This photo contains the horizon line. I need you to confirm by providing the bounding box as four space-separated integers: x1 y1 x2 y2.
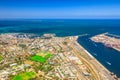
0 18 120 20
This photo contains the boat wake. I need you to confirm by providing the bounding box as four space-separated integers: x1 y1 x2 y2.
93 53 97 56
94 43 97 47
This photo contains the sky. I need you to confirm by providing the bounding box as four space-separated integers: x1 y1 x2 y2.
0 0 120 19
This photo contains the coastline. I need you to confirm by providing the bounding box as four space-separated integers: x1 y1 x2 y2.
70 35 104 67
76 41 110 72
0 33 117 79
58 35 117 79
0 33 115 75
75 36 116 79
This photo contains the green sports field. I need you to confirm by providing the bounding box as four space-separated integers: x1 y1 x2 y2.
30 51 52 63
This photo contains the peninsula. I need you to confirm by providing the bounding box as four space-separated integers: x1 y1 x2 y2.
91 33 120 52
0 33 116 80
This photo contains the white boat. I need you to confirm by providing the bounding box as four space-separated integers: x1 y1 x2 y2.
106 61 111 65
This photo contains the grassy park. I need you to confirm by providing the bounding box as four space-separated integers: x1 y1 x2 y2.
12 71 36 80
0 55 3 61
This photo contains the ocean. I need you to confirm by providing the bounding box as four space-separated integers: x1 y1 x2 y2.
0 19 120 77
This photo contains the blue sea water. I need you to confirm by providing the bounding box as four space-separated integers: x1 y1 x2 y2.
0 19 120 77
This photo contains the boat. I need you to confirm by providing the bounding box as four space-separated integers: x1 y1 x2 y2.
106 61 111 65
